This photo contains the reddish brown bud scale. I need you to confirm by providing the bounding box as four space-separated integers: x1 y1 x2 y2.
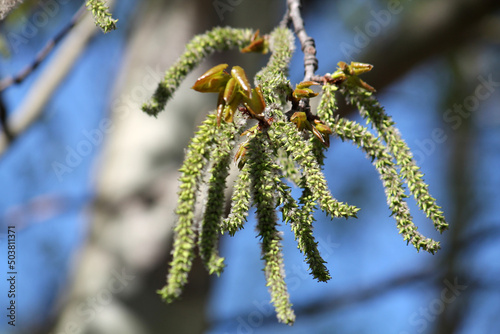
191 64 230 93
223 78 238 104
231 66 252 96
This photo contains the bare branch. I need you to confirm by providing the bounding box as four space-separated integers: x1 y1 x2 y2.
0 3 86 142
286 0 318 82
285 0 318 114
0 5 87 92
279 6 290 28
0 94 12 141
0 3 110 158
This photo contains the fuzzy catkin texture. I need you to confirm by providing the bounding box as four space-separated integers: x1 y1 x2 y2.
86 0 117 33
248 133 295 325
198 121 238 275
270 120 360 219
222 163 251 236
158 113 219 302
142 27 253 116
295 180 331 281
317 85 443 253
153 19 448 325
255 27 295 115
346 87 448 234
332 117 441 253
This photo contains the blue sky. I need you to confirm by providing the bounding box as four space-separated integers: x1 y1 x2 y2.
0 1 134 332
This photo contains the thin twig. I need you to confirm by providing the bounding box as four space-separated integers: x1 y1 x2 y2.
279 7 290 28
0 5 86 143
0 5 87 92
0 0 23 20
286 0 317 82
285 0 318 112
0 2 109 158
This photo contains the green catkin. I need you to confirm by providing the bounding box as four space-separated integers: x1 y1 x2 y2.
248 134 295 325
270 121 360 219
198 121 239 275
222 163 251 236
157 113 218 302
346 87 448 234
86 0 117 33
273 171 331 281
255 27 294 109
332 118 441 253
276 147 302 185
256 27 359 219
295 179 331 281
318 85 442 253
148 22 447 324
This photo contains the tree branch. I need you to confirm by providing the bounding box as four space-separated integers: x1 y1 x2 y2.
286 0 317 82
0 5 86 92
0 4 107 158
0 0 23 20
285 0 318 114
0 94 12 141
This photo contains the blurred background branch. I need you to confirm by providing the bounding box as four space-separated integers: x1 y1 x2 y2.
0 5 86 92
0 0 23 20
336 0 500 117
0 3 101 158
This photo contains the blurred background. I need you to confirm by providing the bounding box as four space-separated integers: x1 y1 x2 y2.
0 0 499 333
